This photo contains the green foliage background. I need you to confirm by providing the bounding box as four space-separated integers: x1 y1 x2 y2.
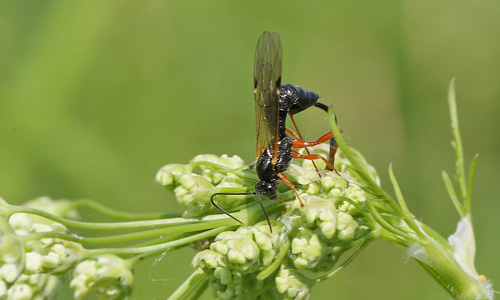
1 1 499 299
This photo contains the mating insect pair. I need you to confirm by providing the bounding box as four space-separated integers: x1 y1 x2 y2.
211 31 342 230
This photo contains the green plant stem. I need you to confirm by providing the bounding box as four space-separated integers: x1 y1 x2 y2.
388 164 422 235
416 236 487 300
318 239 372 281
8 205 234 230
69 198 179 220
18 219 232 245
168 268 208 300
85 227 230 258
364 201 417 244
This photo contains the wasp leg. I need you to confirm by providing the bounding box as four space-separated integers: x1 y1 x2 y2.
291 149 342 177
275 194 288 215
291 131 334 147
288 114 321 177
285 127 299 138
291 129 344 172
277 173 303 206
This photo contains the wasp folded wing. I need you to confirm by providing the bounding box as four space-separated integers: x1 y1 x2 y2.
254 31 282 162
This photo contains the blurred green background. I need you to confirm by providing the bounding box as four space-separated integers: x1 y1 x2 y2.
1 1 499 299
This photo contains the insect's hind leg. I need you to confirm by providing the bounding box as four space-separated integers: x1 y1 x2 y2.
291 149 342 177
287 114 321 177
314 102 342 169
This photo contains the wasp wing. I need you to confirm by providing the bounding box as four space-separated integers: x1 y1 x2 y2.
254 31 282 161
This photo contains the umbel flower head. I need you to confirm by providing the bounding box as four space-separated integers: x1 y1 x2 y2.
159 144 373 299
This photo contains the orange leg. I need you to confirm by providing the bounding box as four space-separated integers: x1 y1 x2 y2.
292 150 342 177
328 142 339 169
277 173 304 206
291 128 343 173
288 114 321 178
286 127 299 138
291 131 334 148
276 196 288 214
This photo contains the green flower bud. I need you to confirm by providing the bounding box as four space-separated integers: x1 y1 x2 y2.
190 154 245 170
155 164 192 188
339 185 367 215
193 224 285 300
7 283 32 300
0 234 24 284
0 263 20 284
13 214 83 275
214 267 233 286
31 223 55 247
174 174 216 217
193 250 222 271
275 266 314 300
5 274 61 300
190 154 246 186
10 198 77 236
210 231 260 274
290 228 326 270
9 213 32 235
335 212 358 242
320 172 347 191
0 280 6 298
300 195 337 240
24 253 43 275
237 223 283 267
217 173 246 189
22 197 78 222
286 165 318 187
35 274 61 299
70 254 133 300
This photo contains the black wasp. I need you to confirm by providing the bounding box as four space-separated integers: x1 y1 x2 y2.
211 31 340 231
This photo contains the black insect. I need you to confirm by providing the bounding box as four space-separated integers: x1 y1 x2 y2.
211 31 340 230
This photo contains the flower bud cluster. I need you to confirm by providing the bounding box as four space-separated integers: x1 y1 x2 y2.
156 154 251 217
0 197 82 299
188 148 374 299
1 273 61 300
275 266 314 300
8 198 82 275
0 197 138 300
193 223 284 300
70 254 133 300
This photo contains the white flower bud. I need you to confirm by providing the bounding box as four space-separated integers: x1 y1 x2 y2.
0 263 19 283
24 253 43 275
7 283 32 300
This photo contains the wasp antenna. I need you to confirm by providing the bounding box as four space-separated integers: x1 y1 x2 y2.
210 193 248 225
255 192 272 232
